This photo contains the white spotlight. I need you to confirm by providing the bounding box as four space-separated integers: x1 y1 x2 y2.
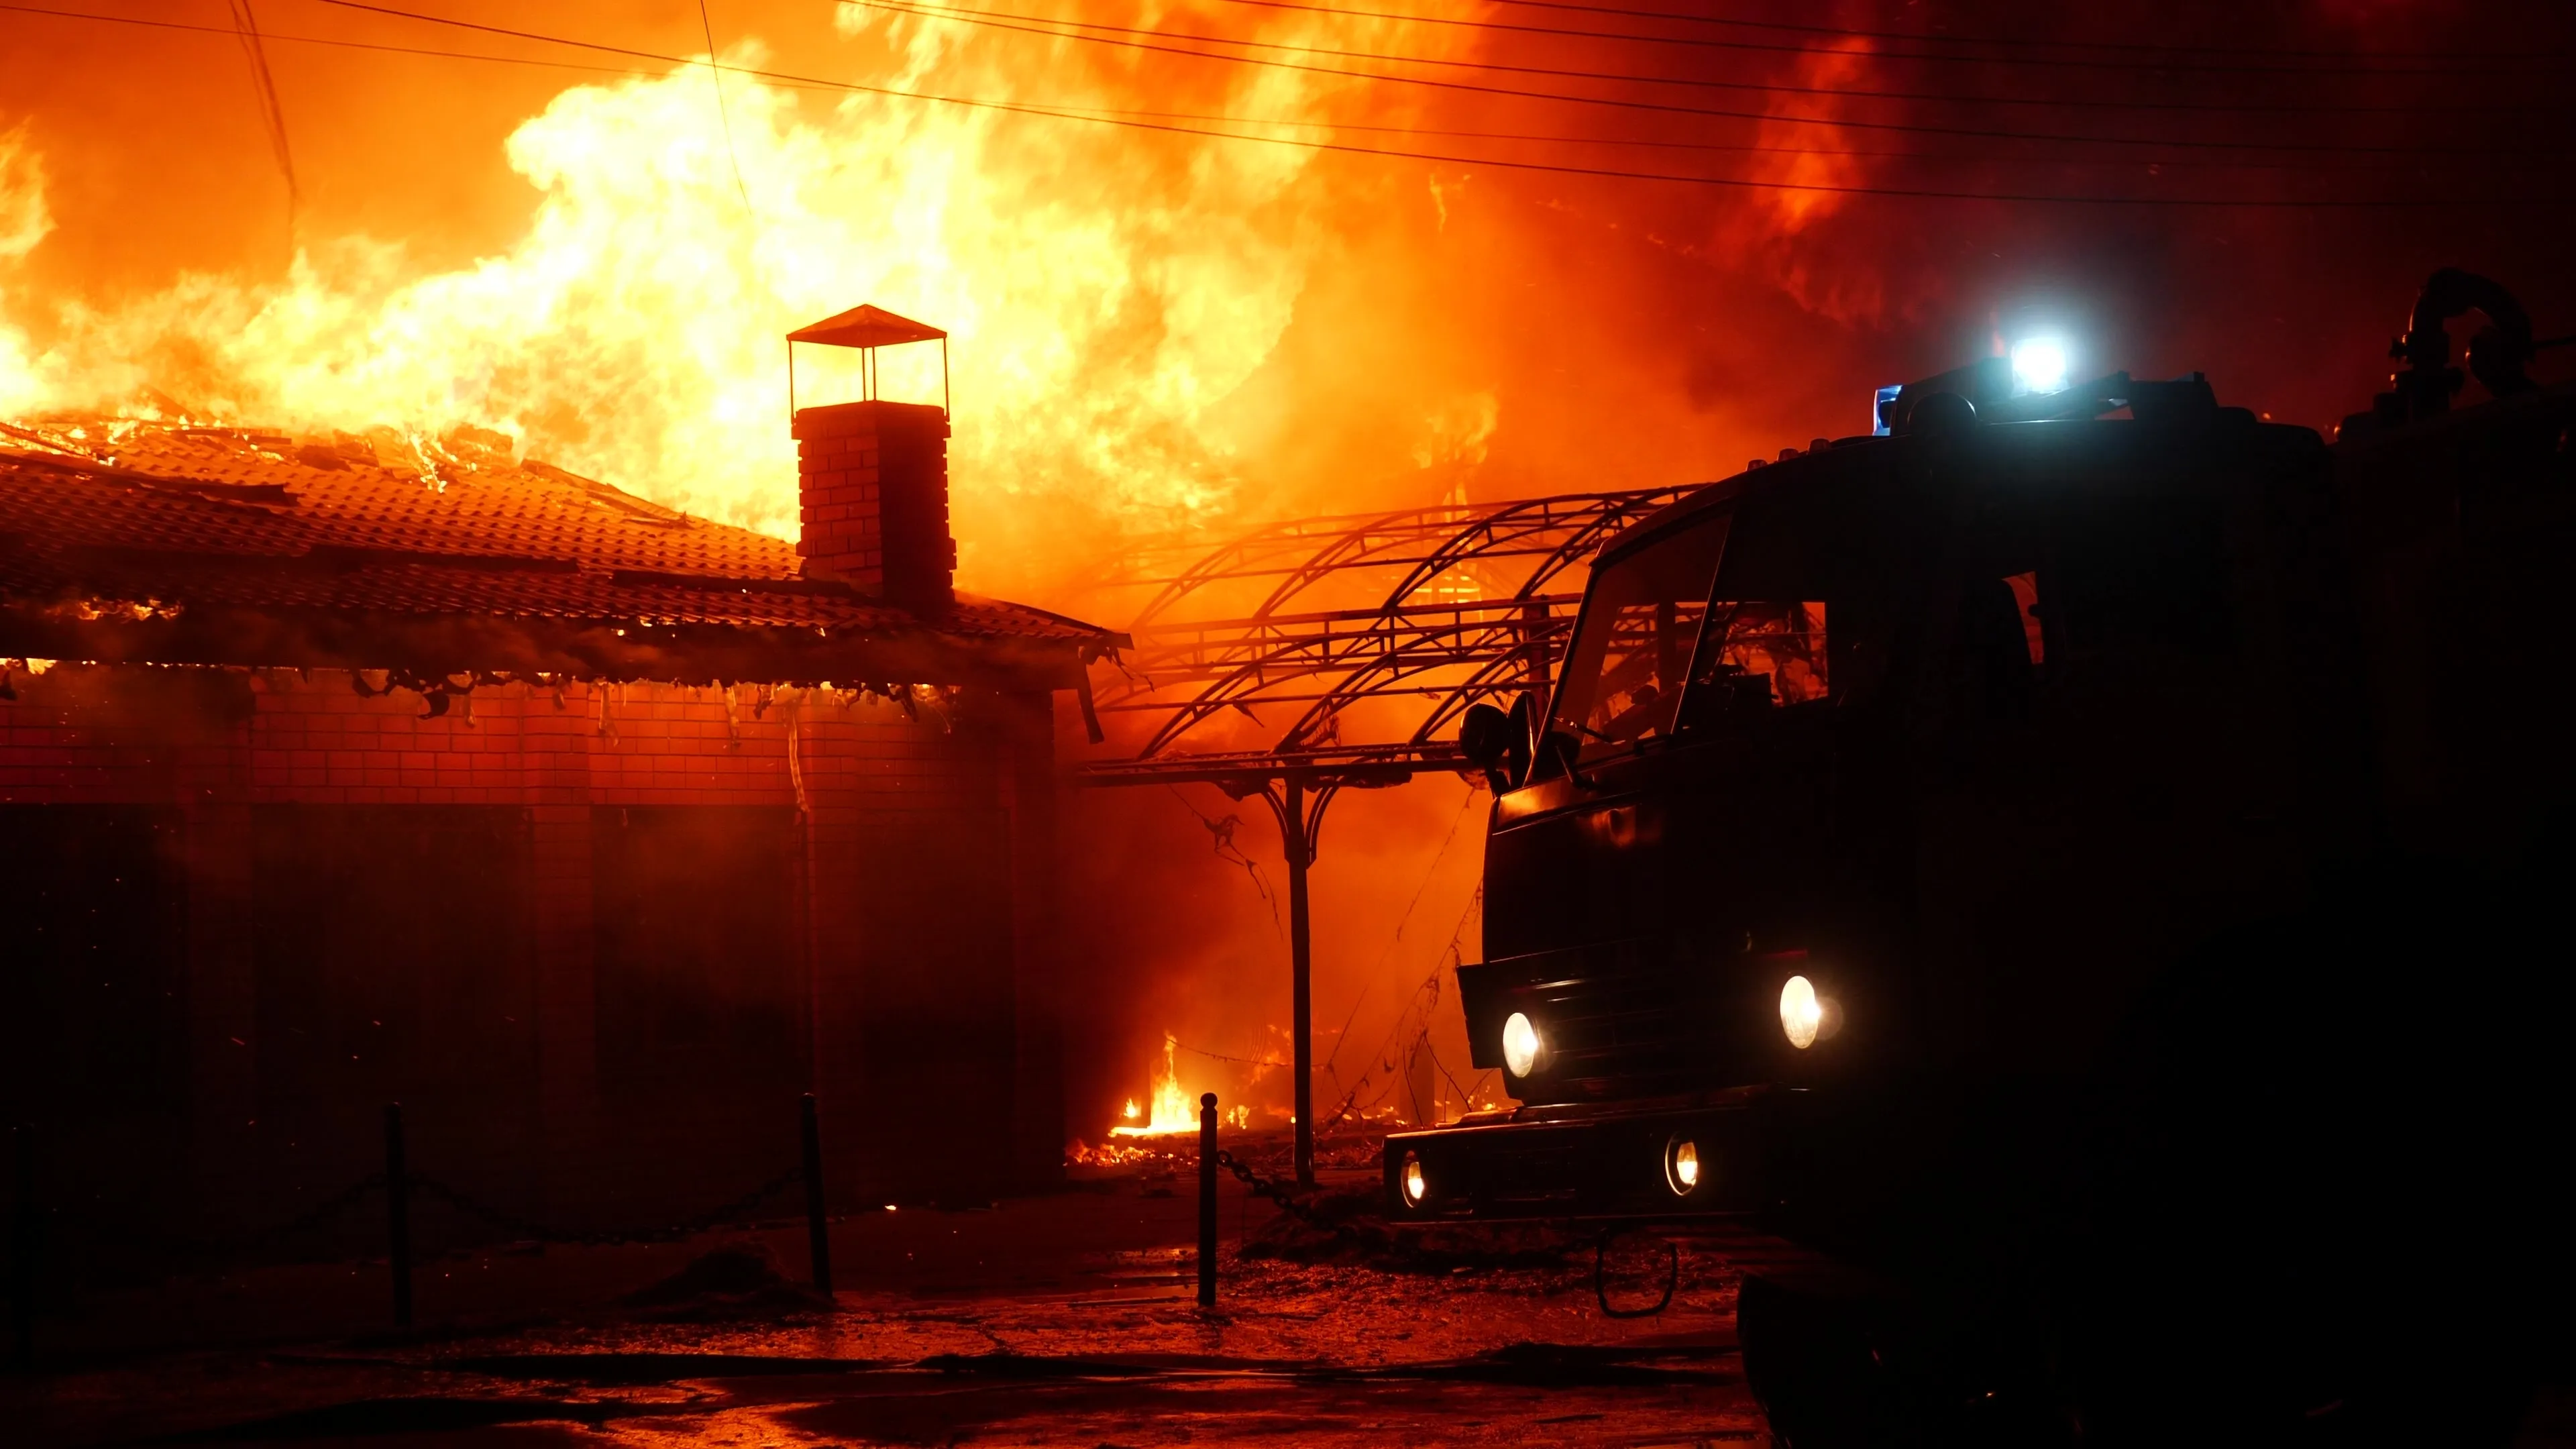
2011 337 2071 395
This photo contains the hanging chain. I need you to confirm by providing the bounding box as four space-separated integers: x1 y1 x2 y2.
1209 1149 1370 1244
405 1165 806 1248
74 1173 387 1258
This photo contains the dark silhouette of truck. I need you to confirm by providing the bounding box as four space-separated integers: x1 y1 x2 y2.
1391 270 2573 1445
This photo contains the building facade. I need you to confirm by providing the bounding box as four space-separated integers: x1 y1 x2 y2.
1 376 1110 1258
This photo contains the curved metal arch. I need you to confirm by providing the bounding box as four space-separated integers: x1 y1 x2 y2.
1274 644 1550 755
1101 592 1582 708
1132 633 1409 758
1274 490 1684 752
1368 488 1692 613
1131 502 1483 629
1129 488 1685 633
1136 608 1562 759
1244 502 1495 622
1276 607 1573 753
1406 642 1566 749
1108 483 1705 761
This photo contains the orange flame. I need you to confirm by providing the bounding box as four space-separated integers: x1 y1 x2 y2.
0 7 1476 600
1108 1032 1197 1138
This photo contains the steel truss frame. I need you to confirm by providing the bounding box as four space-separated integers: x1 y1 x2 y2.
1089 487 1691 773
1074 484 1696 1187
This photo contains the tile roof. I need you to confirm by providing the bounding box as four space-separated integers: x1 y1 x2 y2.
0 419 1112 686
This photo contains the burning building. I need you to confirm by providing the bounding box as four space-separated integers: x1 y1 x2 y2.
0 315 1117 1242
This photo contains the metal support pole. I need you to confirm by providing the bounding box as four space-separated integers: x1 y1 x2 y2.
1197 1093 1218 1307
1285 775 1315 1190
383 1103 411 1330
800 1093 834 1297
9 1125 34 1364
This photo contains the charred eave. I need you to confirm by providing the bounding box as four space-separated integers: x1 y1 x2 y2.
0 600 1089 690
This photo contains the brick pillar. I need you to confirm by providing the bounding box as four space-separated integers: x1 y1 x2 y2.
792 400 956 612
529 806 597 1214
181 673 260 1228
802 805 869 1204
182 800 260 1228
1001 690 1067 1189
523 686 598 1218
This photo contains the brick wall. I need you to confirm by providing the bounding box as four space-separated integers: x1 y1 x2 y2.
792 399 956 609
0 662 1062 1246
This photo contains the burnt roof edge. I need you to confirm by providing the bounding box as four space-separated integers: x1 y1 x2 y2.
0 602 1086 692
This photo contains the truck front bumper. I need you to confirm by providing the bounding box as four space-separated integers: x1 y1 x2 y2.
1383 1089 1780 1220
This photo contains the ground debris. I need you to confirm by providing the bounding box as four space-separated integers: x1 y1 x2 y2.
1237 1186 1579 1271
617 1241 833 1321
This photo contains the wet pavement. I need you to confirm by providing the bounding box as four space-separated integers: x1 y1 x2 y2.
1 1160 1765 1446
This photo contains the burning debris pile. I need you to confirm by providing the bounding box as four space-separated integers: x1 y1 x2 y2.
1110 1033 1254 1140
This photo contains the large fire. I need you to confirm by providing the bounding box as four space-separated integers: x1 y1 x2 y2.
13 0 2533 1183
0 3 1472 602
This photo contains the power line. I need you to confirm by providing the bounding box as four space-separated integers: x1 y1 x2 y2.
1478 0 2576 68
0 3 676 80
698 1 753 215
270 0 2574 204
1143 119 2500 173
11 0 2561 178
849 0 2569 116
226 0 300 220
15 0 2552 178
851 0 2573 158
5 2 2495 173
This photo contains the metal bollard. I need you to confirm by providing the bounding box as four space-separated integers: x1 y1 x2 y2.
800 1094 833 1297
1197 1093 1218 1307
9 1125 33 1364
383 1103 412 1329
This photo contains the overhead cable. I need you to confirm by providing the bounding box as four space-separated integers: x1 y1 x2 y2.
844 0 2568 115
213 0 2563 204
5 1 2478 171
1476 0 2576 68
848 0 2573 157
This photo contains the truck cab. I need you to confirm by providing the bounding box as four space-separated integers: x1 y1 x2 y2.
1395 380 2347 1211
1387 342 2575 1442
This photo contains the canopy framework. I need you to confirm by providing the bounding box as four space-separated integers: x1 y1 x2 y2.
1075 485 1695 1184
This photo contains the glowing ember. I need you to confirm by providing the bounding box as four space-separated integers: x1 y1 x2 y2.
1109 1032 1197 1138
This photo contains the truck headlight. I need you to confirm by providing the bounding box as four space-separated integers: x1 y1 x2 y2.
1401 1151 1427 1205
1501 1011 1542 1077
1665 1136 1701 1196
1780 975 1823 1049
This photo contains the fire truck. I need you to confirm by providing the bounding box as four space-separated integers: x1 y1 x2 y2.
1389 270 2573 1444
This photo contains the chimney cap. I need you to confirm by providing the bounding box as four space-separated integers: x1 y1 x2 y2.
788 303 947 350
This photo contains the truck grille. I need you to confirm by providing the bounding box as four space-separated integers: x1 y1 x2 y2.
1458 938 1776 1095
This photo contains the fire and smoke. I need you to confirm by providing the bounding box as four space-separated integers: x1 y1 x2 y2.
5 0 2570 1143
1 2 1487 601
9 2 2569 595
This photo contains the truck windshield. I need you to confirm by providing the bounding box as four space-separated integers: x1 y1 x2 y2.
1548 511 1729 757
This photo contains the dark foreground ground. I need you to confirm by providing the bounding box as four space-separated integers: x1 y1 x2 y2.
10 1145 2575 1448
1 1142 1767 1448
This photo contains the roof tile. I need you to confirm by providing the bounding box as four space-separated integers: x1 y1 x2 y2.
0 421 1104 647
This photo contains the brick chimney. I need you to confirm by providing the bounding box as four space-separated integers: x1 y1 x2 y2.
794 400 956 612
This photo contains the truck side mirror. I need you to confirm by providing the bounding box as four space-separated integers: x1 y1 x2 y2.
1505 692 1537 787
1461 703 1515 792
